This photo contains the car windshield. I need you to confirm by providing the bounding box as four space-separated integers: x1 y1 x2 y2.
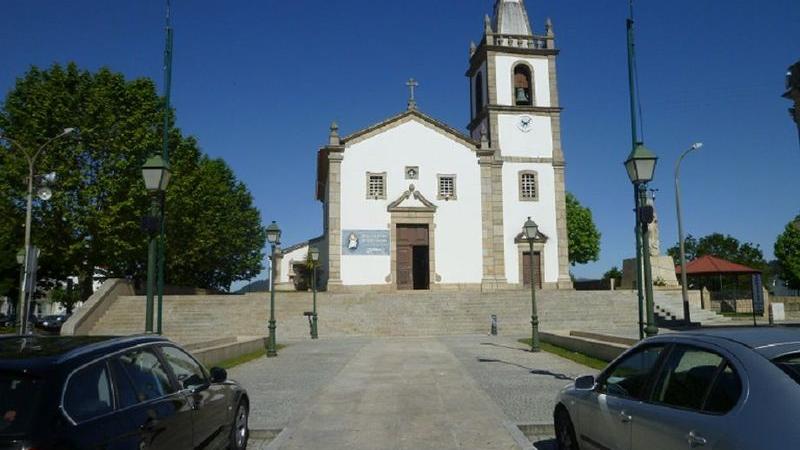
0 371 44 436
773 353 800 386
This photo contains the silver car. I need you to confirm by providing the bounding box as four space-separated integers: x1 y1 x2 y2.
553 328 800 450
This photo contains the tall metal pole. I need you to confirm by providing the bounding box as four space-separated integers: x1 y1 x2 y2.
529 240 540 352
19 163 34 335
633 188 645 339
267 245 278 357
157 0 174 335
627 12 645 340
640 186 658 337
311 265 318 339
146 196 158 333
675 145 699 326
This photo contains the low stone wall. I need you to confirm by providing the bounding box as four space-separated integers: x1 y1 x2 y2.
61 279 134 336
540 331 629 363
191 336 267 367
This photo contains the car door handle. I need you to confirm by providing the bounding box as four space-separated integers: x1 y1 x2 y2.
687 431 707 447
619 410 632 423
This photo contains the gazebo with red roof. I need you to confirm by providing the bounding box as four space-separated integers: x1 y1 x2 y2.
675 255 764 319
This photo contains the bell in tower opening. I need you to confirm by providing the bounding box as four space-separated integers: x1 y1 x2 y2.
513 64 533 106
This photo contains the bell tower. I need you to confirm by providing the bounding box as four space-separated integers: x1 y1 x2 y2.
467 0 573 290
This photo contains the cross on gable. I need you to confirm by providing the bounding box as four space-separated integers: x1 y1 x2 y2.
406 78 419 110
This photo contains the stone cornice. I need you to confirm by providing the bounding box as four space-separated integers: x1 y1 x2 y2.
342 109 479 149
468 105 562 132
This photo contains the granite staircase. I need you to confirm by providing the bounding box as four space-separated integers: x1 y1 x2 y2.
86 289 726 344
88 290 639 343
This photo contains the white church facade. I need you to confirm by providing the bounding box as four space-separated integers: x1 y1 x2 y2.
284 0 572 292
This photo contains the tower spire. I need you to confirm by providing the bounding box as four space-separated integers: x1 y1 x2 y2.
492 0 533 36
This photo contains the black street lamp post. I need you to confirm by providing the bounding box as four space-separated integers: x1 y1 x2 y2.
141 155 171 334
522 217 540 352
309 246 319 339
266 221 281 357
625 143 659 338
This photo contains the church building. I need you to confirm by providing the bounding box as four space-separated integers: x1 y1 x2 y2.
306 0 572 292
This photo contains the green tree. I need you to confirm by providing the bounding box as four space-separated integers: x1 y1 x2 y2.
0 63 264 296
566 192 601 266
666 233 767 272
603 266 623 281
775 217 800 290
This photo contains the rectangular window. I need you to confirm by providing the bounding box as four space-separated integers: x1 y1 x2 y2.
366 172 386 199
437 174 457 200
519 171 538 201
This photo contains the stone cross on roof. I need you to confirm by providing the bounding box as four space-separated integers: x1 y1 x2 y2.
406 78 419 110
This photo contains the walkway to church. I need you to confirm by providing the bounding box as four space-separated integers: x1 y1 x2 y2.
231 335 596 450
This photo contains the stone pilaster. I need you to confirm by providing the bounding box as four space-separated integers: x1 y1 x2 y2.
326 150 344 289
478 143 507 290
554 165 572 289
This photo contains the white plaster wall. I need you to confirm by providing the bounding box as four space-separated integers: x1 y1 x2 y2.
497 114 553 158
278 244 308 284
501 162 560 285
493 55 551 107
339 119 483 285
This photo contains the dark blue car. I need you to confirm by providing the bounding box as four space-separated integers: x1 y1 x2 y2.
0 335 250 450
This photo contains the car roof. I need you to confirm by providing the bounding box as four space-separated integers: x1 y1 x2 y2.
0 335 170 372
654 327 800 358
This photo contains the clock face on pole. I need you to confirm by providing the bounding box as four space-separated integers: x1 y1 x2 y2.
517 115 534 133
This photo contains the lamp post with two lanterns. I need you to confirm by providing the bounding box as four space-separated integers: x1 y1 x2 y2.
1 128 76 334
141 155 171 333
266 221 281 357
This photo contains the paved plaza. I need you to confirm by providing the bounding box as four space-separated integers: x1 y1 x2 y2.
232 335 597 450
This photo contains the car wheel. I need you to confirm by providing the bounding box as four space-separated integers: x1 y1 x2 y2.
555 407 579 450
229 400 249 450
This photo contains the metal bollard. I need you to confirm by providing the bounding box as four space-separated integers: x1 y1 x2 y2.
490 314 498 336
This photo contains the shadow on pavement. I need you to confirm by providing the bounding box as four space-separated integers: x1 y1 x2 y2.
477 357 573 380
532 438 557 449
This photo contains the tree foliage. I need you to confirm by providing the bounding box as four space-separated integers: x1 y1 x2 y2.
602 266 623 281
0 63 265 296
666 232 769 280
565 192 601 266
774 217 800 290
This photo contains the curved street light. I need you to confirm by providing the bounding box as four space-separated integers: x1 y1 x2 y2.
675 142 703 326
0 128 77 334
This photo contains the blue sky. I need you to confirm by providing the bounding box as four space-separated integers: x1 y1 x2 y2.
2 1 798 287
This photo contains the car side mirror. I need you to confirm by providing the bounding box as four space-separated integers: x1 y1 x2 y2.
574 375 596 390
210 367 227 383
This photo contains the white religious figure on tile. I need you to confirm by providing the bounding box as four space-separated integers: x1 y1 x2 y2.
348 232 359 250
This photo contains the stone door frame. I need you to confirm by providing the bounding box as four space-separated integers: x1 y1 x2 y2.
388 212 437 289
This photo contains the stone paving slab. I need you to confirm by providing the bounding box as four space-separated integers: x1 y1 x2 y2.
441 335 599 425
232 335 599 449
228 337 370 430
276 338 521 450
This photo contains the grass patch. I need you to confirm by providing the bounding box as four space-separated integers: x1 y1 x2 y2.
215 344 286 370
0 327 15 335
518 339 609 370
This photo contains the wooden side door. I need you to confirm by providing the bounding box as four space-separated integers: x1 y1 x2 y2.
522 251 542 288
397 246 413 290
